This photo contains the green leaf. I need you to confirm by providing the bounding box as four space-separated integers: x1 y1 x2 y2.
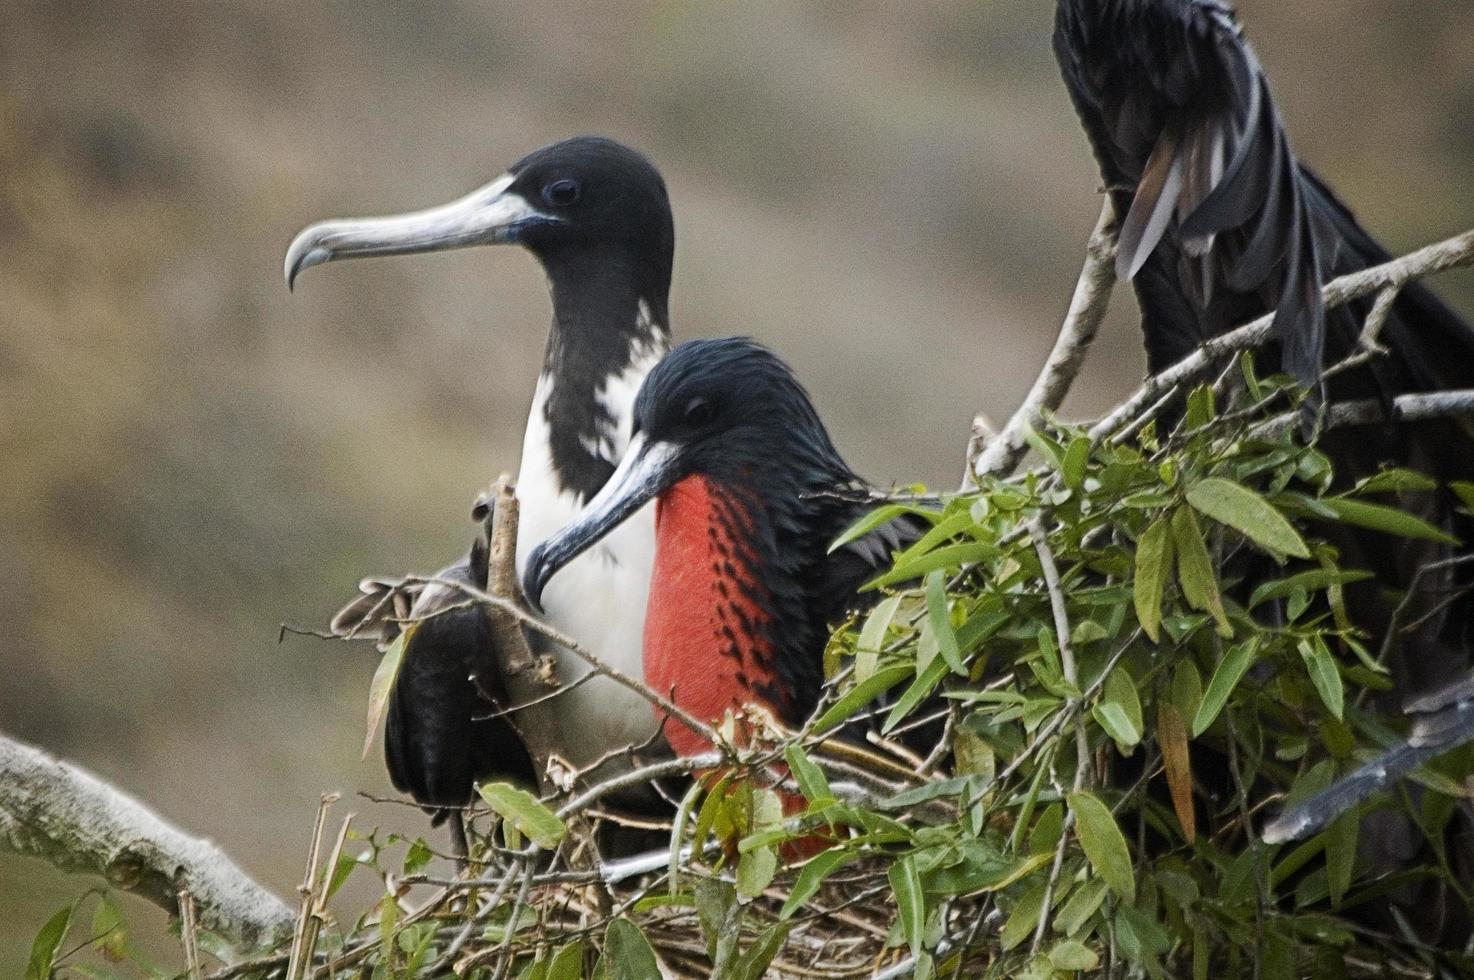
1171 508 1231 636
1062 435 1090 490
1299 637 1344 721
695 878 738 956
732 922 791 980
478 782 567 849
1092 667 1143 749
812 664 912 732
1326 810 1358 906
1323 497 1460 545
363 627 411 758
669 779 703 896
1050 939 1101 972
603 919 661 980
90 893 127 963
402 837 433 876
866 541 998 589
1000 882 1047 951
26 904 74 980
1133 517 1173 643
855 595 902 683
889 855 927 955
925 570 964 674
547 940 584 980
1055 878 1108 936
1249 569 1373 609
780 849 854 919
737 845 778 899
1450 481 1474 512
1068 791 1135 902
1187 477 1310 559
1352 467 1439 495
830 503 935 553
1193 639 1259 736
783 744 831 804
882 656 950 733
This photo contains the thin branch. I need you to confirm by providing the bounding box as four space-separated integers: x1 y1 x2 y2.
1250 387 1474 439
415 575 719 747
0 733 293 951
1090 226 1474 441
969 200 1118 483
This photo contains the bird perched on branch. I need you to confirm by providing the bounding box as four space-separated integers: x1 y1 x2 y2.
1054 1 1474 939
286 137 676 826
1053 0 1474 697
329 523 535 857
524 338 918 763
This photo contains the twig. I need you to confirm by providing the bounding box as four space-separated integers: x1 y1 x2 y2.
179 891 203 980
970 200 1119 483
416 575 720 746
1249 387 1474 439
1027 520 1091 954
286 794 338 980
0 733 293 951
1090 226 1474 442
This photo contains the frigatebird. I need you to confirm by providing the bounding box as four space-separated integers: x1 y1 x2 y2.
1054 2 1474 936
1053 1 1474 697
329 529 536 855
523 338 916 760
285 136 675 825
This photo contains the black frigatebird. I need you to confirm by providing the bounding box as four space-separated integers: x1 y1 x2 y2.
1054 2 1474 935
330 530 535 855
1053 1 1474 694
523 337 917 762
285 136 676 829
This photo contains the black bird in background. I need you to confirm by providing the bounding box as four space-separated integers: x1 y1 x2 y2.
1055 0 1474 937
285 137 677 844
330 522 535 857
523 338 919 765
1054 0 1474 716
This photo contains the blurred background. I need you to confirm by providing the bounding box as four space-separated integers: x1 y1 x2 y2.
3 0 1472 962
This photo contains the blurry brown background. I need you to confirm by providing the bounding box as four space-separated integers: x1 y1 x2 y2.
3 0 1472 962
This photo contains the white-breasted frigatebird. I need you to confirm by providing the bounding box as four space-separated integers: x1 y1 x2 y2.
523 337 918 761
285 136 675 823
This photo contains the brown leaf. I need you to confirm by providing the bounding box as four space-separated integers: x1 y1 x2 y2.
1158 701 1196 843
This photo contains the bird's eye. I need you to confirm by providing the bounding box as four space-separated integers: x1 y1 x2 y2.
682 397 715 427
541 179 581 207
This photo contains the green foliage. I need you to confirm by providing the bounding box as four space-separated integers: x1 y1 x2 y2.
31 385 1474 978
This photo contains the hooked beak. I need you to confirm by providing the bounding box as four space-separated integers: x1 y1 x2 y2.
283 172 557 289
523 434 680 613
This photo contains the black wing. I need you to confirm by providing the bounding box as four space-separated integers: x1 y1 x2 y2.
332 538 536 816
1053 0 1474 397
1263 674 1474 844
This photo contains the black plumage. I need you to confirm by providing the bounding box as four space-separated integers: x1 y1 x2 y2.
1054 0 1474 694
525 338 920 737
1055 2 1474 939
331 531 535 851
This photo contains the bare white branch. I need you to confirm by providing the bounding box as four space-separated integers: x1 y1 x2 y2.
1089 227 1474 441
0 733 293 951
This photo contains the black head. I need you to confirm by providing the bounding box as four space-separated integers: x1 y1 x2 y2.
284 135 672 304
523 338 857 610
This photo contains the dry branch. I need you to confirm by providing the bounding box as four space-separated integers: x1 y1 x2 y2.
969 200 1118 483
0 732 293 951
1089 227 1474 441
